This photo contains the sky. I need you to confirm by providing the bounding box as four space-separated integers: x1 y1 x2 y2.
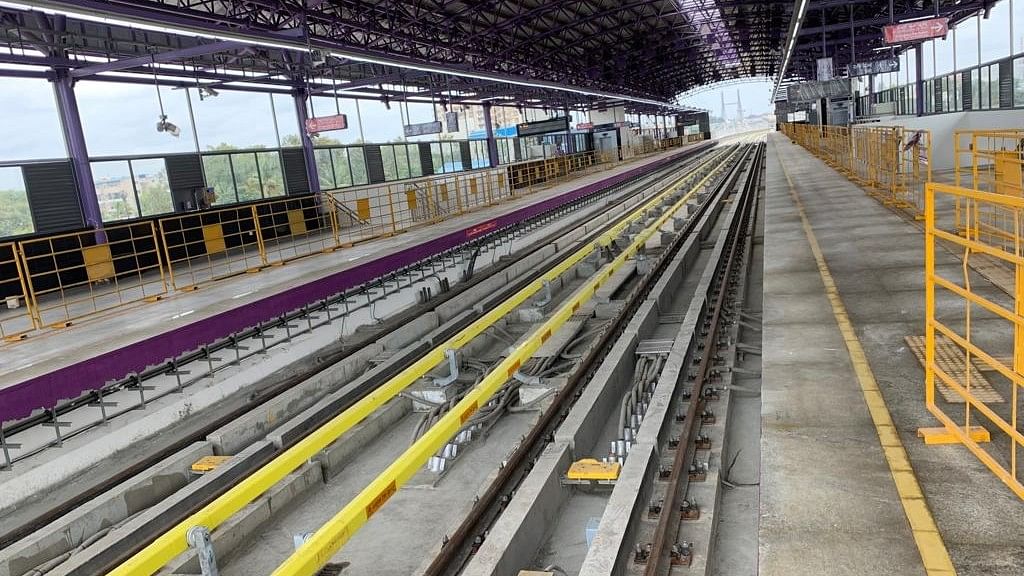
678 78 775 118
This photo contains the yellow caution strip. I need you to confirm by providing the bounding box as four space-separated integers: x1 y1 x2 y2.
270 147 747 576
779 158 957 576
106 147 733 576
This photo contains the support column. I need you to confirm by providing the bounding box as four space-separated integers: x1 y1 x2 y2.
915 47 925 117
292 89 321 194
482 102 500 167
52 69 101 229
564 106 575 154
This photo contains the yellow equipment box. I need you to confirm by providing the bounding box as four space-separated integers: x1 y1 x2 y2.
567 458 621 481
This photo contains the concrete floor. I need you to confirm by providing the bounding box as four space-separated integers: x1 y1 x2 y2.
0 146 695 391
761 132 1024 576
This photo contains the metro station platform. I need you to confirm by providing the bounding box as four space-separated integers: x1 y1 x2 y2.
0 144 708 425
761 132 1024 576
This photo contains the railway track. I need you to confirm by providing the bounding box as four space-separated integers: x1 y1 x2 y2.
0 144 722 576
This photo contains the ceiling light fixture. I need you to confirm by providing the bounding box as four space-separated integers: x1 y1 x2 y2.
771 0 811 102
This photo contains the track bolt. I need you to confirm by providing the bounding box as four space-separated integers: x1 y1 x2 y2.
659 465 673 479
681 499 700 520
648 499 663 518
701 409 716 424
695 434 711 450
634 543 652 564
671 541 693 566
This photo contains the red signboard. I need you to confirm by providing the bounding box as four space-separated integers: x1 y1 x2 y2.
884 17 948 44
576 122 594 130
305 113 348 134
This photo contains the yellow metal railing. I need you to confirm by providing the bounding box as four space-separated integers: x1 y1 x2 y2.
780 122 931 217
18 222 167 329
0 137 700 342
104 144 732 576
0 241 35 341
953 130 1024 252
923 182 1024 499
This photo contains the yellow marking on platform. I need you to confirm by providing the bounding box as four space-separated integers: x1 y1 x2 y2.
779 157 957 576
917 426 990 445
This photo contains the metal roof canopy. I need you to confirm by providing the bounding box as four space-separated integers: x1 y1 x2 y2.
775 0 994 99
0 0 800 114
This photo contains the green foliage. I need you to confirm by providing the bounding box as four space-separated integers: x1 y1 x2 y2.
0 189 33 237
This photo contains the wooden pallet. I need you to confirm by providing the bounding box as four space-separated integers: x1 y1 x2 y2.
905 335 1005 403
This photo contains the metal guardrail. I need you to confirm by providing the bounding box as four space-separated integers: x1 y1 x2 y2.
923 182 1024 500
780 122 931 217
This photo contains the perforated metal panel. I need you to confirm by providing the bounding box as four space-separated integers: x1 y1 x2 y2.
459 141 472 170
281 148 309 194
1000 60 1013 109
23 162 83 233
166 154 203 210
961 73 972 110
364 145 386 184
419 142 434 176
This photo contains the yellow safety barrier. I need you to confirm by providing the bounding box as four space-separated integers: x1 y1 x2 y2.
18 222 167 329
105 145 733 576
271 146 745 576
923 182 1024 499
953 130 1024 253
780 122 931 217
0 241 35 340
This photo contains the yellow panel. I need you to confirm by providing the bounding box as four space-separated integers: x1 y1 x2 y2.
355 198 371 221
469 178 478 196
498 173 506 191
82 243 114 282
287 209 307 235
405 189 417 211
917 426 990 445
567 458 620 481
202 224 226 254
994 151 1022 196
439 183 449 203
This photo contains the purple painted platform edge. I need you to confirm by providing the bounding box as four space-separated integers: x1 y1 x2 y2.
1 145 709 423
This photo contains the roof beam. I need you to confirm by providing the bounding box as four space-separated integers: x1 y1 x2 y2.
69 39 243 78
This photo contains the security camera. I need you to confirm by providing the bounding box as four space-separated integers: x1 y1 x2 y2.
156 115 181 137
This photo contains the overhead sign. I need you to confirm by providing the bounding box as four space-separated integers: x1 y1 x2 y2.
305 114 347 134
884 17 949 44
404 121 443 137
848 58 901 77
592 121 627 132
575 122 594 130
787 78 851 103
516 116 570 137
444 112 459 133
817 57 834 81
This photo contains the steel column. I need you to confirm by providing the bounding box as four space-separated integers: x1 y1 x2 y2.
292 90 321 194
52 69 101 229
482 102 499 168
915 46 925 117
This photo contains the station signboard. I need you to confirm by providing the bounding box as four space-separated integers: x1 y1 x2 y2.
786 78 851 104
884 17 949 44
848 58 900 77
305 114 347 134
404 121 443 137
516 116 570 137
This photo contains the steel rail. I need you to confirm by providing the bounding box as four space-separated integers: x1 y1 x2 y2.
0 147 715 553
643 141 763 576
421 142 760 576
270 146 749 576
104 148 732 576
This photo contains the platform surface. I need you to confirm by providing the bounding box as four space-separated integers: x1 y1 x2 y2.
761 132 1024 576
0 145 703 417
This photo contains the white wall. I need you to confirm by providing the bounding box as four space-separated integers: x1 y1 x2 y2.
874 109 1024 171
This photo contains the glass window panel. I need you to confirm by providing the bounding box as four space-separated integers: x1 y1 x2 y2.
352 99 403 142
394 145 411 180
232 153 262 202
1015 57 1024 106
202 155 236 205
309 96 363 145
331 148 353 187
407 145 423 178
907 47 918 83
348 148 369 185
431 143 444 173
956 73 964 110
991 64 1001 107
1016 0 1024 56
381 145 399 181
981 1 1012 63
934 33 954 76
955 16 980 70
973 68 981 109
257 151 285 197
79 81 196 156
272 93 301 147
315 148 335 188
191 89 277 150
923 40 935 79
0 78 65 162
92 160 139 222
0 167 33 237
130 158 173 216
